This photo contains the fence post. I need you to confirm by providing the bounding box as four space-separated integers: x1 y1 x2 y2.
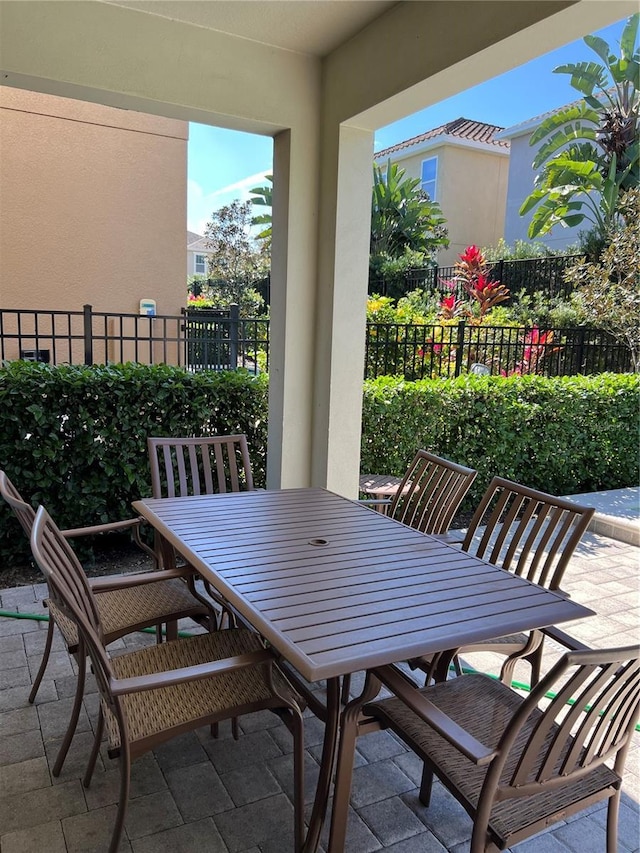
454 320 465 377
229 304 239 369
83 304 93 365
574 325 587 373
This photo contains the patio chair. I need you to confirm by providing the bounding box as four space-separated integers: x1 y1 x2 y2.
365 644 640 853
0 470 217 774
30 505 306 853
380 450 477 535
147 434 255 625
148 433 254 499
414 476 595 686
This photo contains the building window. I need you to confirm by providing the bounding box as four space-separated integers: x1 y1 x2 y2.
421 157 437 200
195 254 206 274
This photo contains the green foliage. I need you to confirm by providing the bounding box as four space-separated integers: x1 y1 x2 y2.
249 174 273 245
481 238 579 261
1 364 636 569
507 291 588 328
565 188 640 370
370 162 449 259
521 14 639 239
361 373 639 507
203 200 270 308
0 363 268 566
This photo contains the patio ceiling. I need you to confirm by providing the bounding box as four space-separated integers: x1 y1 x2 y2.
102 0 399 57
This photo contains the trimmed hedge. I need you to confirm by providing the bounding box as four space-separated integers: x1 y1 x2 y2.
0 363 637 568
361 373 639 505
0 362 268 563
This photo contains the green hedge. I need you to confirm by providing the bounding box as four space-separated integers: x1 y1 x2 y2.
361 373 639 505
0 363 637 569
0 362 268 564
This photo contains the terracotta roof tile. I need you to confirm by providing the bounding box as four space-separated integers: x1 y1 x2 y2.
375 117 509 158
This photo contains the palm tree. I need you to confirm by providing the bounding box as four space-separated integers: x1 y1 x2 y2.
520 14 638 241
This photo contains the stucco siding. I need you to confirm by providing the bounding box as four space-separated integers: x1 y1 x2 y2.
0 87 188 315
504 131 584 251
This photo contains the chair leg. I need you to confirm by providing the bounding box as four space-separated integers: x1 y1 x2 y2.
28 615 55 703
340 674 351 705
291 709 305 853
526 643 544 688
419 763 434 806
83 707 104 788
165 619 178 642
606 790 620 853
52 647 87 777
110 744 131 853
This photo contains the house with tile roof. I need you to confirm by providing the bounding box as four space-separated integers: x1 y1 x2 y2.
374 118 509 265
187 231 214 277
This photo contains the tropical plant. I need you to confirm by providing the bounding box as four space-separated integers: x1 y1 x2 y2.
249 173 273 245
440 245 510 322
565 187 640 370
370 161 448 259
520 13 639 241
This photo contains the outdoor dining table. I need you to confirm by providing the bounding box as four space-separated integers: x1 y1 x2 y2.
133 487 595 853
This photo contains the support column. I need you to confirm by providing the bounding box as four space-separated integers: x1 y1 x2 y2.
311 123 374 497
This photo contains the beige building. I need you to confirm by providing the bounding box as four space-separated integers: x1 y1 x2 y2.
0 0 630 495
0 87 188 316
375 118 509 266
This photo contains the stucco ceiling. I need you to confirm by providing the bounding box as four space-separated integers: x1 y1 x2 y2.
101 0 398 57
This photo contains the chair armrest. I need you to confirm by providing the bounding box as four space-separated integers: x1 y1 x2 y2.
371 664 497 766
110 648 274 695
89 566 194 592
373 665 495 765
61 517 142 538
542 625 591 652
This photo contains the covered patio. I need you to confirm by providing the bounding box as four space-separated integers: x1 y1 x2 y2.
1 517 638 852
0 0 634 499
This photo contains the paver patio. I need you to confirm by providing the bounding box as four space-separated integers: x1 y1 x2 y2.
0 525 638 853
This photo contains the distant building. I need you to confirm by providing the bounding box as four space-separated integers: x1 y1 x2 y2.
0 87 188 316
187 231 213 277
498 102 587 252
374 118 509 265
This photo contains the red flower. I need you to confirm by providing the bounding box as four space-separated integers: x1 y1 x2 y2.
441 294 456 311
475 274 490 293
460 245 482 265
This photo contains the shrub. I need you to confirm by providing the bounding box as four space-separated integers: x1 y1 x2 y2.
361 373 639 506
0 362 268 565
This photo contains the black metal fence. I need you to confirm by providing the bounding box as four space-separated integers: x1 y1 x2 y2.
369 254 585 302
364 321 631 379
0 306 631 379
0 305 269 373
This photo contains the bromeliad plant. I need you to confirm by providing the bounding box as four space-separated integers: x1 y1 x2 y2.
501 327 564 376
440 245 510 322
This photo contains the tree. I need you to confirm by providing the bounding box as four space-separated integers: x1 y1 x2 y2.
371 162 448 258
565 188 640 370
520 14 639 241
202 200 268 314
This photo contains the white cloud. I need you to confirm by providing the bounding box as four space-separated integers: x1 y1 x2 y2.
187 171 271 234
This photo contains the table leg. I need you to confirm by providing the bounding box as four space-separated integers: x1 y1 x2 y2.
302 677 341 853
327 672 383 853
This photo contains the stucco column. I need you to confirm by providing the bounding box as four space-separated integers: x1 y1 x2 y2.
311 123 373 497
266 128 319 490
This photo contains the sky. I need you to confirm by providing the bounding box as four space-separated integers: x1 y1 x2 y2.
187 16 629 234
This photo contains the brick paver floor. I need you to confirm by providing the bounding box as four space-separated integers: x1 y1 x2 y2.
0 528 638 852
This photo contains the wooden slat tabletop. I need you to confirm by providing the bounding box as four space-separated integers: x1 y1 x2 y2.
134 488 594 682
